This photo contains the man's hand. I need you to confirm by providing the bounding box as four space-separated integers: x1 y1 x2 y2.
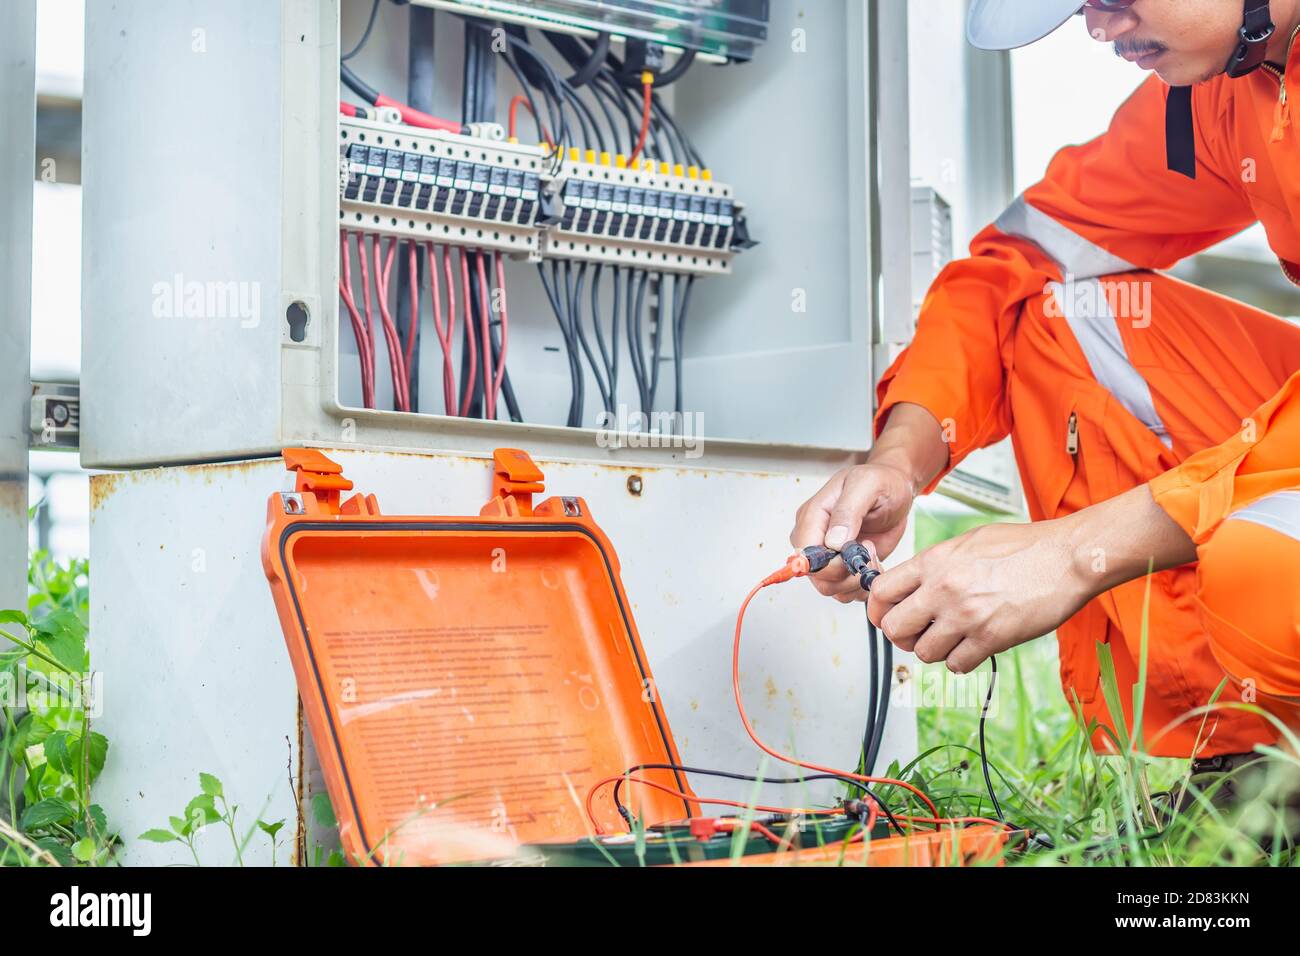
866 519 1093 673
866 485 1197 673
789 402 951 603
790 463 914 602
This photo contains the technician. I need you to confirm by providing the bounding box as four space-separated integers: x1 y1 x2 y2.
791 0 1300 763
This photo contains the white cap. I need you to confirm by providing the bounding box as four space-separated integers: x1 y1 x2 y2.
967 0 1082 51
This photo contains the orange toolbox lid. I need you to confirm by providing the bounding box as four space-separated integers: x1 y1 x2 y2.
262 448 695 865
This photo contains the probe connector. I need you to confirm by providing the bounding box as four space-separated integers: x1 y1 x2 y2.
762 545 835 586
840 542 880 592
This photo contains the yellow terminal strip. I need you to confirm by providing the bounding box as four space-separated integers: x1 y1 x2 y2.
702 169 713 182
569 147 581 162
600 151 612 166
585 149 597 165
674 164 685 178
687 166 699 179
659 162 671 176
615 154 628 169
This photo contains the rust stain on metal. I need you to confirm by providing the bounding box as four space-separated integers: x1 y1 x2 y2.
764 676 779 701
0 481 24 521
90 458 282 511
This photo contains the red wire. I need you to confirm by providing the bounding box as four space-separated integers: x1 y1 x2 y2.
508 95 554 147
372 93 463 134
404 240 419 402
475 253 495 420
356 237 379 408
372 235 410 413
491 253 509 417
629 78 653 166
338 231 375 409
339 101 359 118
718 819 793 851
733 581 942 821
425 243 457 416
457 249 478 418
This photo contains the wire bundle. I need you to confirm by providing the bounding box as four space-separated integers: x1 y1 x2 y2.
338 231 512 419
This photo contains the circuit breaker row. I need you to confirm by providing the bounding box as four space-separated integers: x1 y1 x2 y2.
544 157 745 276
338 118 749 276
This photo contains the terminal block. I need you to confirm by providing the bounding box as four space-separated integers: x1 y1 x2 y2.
539 153 750 277
339 117 551 257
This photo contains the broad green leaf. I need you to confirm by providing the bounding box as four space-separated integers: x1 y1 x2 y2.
184 794 220 831
68 732 109 784
43 731 73 775
199 772 224 798
258 819 286 838
72 838 95 862
20 797 76 830
138 828 179 843
34 836 75 866
311 792 337 828
32 610 87 673
326 849 346 867
169 815 188 835
0 609 28 627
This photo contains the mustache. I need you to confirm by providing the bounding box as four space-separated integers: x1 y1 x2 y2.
1113 37 1167 59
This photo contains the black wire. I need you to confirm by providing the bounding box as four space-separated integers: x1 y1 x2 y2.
340 61 380 105
342 0 382 62
542 29 612 89
592 74 639 157
626 269 650 415
544 31 623 152
671 275 695 419
571 263 611 417
491 24 573 171
499 27 589 153
537 262 582 427
866 620 893 776
582 79 624 157
647 274 667 410
498 40 549 146
589 264 616 416
862 614 878 778
609 266 622 407
608 763 903 834
980 655 1004 822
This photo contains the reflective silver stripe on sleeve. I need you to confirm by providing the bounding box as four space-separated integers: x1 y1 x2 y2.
1226 491 1300 542
1046 279 1172 448
996 195 1139 280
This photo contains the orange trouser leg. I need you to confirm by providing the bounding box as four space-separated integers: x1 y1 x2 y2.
1006 272 1300 756
1197 492 1300 728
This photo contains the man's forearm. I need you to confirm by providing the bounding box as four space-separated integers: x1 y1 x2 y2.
1063 484 1198 598
869 403 952 496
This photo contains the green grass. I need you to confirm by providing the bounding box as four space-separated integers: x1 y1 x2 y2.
910 509 1300 867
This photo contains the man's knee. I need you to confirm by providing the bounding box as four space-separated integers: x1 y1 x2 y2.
1197 492 1300 709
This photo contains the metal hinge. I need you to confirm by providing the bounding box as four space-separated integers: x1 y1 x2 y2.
29 382 79 450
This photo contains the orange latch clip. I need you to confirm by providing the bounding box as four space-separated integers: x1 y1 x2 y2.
482 448 545 518
282 449 373 515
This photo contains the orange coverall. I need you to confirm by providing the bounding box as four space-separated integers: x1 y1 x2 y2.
877 55 1300 758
